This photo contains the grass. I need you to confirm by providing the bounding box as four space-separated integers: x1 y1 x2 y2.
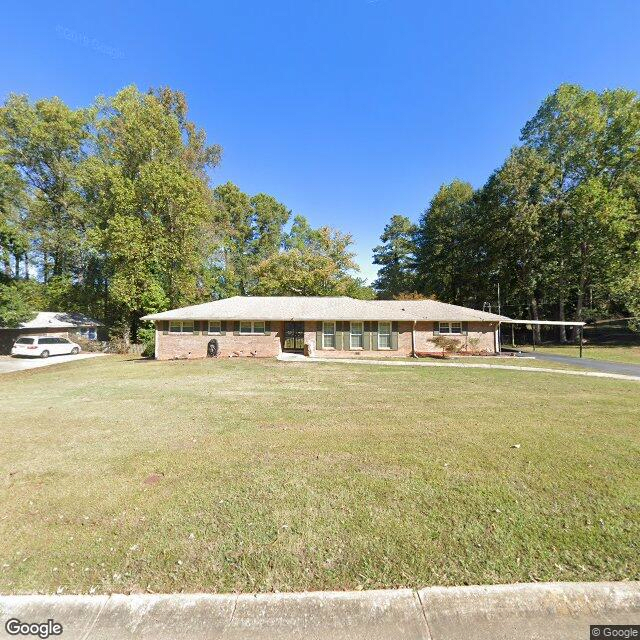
518 344 640 365
511 321 640 365
1 355 639 595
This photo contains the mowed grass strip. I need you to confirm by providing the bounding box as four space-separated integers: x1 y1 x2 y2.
1 355 638 594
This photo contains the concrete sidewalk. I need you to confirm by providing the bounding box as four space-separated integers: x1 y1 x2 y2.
1 582 638 639
278 352 640 383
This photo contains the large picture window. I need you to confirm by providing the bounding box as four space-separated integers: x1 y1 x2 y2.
169 320 194 334
239 321 266 334
378 321 391 349
208 321 222 334
322 321 336 349
350 321 364 349
438 322 462 335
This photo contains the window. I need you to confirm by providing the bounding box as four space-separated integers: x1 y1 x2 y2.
239 321 265 334
322 321 335 349
79 327 97 340
169 321 194 334
58 338 70 344
350 321 364 349
378 322 391 349
439 322 462 335
208 321 222 334
15 337 34 345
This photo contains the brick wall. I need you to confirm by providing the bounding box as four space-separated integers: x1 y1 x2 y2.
414 321 497 353
154 319 498 360
154 323 282 360
306 320 414 357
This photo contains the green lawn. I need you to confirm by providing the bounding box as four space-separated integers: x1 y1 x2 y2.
518 344 640 365
1 356 639 594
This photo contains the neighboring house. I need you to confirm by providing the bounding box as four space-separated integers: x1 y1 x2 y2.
142 296 508 360
0 312 103 355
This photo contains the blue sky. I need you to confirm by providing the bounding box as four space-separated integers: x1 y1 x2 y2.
3 1 640 282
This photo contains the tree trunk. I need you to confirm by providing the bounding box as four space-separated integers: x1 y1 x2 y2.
530 297 541 343
558 301 567 343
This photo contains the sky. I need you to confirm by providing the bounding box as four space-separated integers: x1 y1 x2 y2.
3 1 640 283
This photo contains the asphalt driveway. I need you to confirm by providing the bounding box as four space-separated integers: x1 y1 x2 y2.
522 351 640 377
0 353 103 374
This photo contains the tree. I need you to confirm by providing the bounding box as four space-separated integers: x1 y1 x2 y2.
372 215 416 298
84 85 221 340
0 94 94 282
521 84 640 336
414 180 474 304
253 216 372 298
0 280 42 327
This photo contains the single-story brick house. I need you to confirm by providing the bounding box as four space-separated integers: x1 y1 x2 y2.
142 296 508 360
0 311 102 355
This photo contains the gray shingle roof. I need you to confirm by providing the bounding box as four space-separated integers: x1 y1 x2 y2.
141 296 508 322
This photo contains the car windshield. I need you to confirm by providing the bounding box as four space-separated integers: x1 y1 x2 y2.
15 337 34 345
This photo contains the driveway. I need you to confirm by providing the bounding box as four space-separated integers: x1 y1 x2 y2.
0 353 104 374
522 351 640 377
278 353 640 382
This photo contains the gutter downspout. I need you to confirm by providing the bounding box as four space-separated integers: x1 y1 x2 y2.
411 320 417 358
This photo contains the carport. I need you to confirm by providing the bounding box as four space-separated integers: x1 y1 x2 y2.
500 319 587 357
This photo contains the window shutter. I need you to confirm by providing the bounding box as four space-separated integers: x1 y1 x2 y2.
220 320 227 335
194 321 201 335
462 321 469 335
343 321 351 351
433 322 440 336
264 321 271 335
316 321 323 350
371 321 378 350
162 321 169 335
391 321 399 350
234 321 240 336
363 321 371 350
335 321 343 350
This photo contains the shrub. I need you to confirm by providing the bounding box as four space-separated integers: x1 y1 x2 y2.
138 326 156 358
432 336 462 357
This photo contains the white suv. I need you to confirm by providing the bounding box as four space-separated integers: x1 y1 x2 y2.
11 336 81 358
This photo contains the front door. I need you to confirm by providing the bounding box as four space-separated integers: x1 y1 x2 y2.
283 321 305 352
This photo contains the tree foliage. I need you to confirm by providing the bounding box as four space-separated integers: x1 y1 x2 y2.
0 85 371 339
376 84 640 337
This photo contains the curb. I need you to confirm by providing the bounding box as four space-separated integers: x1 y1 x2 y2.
1 582 638 639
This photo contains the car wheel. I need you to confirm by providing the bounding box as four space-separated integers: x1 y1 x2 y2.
40 350 50 359
71 347 79 355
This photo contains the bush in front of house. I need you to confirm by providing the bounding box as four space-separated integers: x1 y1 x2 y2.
432 336 462 358
138 326 155 358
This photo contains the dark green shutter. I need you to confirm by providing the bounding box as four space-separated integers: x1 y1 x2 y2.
433 322 440 336
391 321 399 350
371 321 378 350
220 320 227 335
462 321 469 336
194 321 201 335
335 321 343 350
162 321 168 335
343 321 350 351
316 321 323 350
234 321 240 336
363 321 371 350
264 321 271 335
